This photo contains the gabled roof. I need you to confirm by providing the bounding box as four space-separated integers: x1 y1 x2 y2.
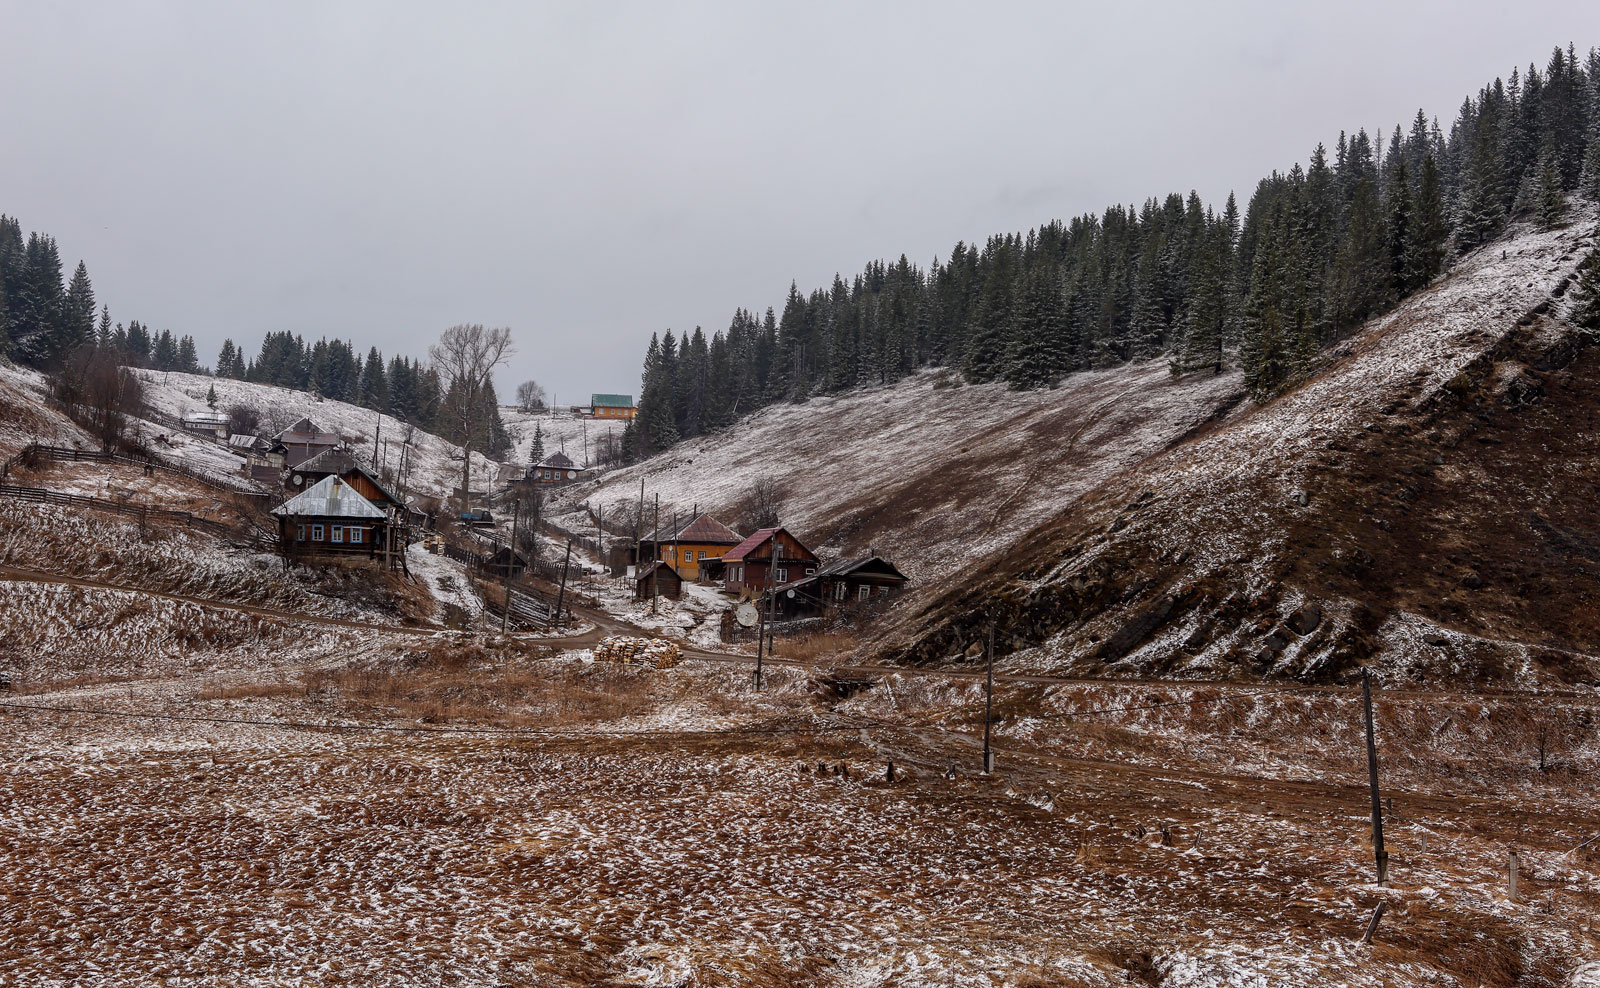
814 556 909 582
276 417 341 446
539 451 577 469
271 475 384 520
648 513 742 546
591 393 633 408
296 447 406 507
723 528 778 562
229 433 269 450
182 410 228 425
637 561 682 581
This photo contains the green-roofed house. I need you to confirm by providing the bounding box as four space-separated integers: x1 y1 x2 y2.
590 393 636 420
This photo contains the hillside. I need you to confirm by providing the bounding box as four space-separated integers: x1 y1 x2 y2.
881 207 1600 685
550 363 1245 581
132 370 506 499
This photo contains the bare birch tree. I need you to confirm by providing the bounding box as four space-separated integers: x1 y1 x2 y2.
430 324 513 500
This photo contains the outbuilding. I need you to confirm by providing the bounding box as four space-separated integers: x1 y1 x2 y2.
634 561 684 601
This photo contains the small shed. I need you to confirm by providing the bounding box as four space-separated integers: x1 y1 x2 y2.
634 561 684 601
484 545 527 577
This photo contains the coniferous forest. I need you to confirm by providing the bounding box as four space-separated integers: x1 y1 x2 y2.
622 45 1600 462
0 222 512 460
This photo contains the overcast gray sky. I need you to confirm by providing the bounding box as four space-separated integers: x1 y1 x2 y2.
3 2 1592 402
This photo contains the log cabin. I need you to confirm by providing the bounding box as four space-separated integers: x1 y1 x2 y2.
723 528 818 596
773 555 909 618
271 475 396 568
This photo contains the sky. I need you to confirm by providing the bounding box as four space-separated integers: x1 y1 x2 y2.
2 2 1594 403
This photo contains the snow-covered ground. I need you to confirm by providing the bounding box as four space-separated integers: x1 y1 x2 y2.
500 405 625 471
133 370 505 499
591 575 735 650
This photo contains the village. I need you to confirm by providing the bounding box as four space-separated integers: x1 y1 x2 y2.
140 383 914 654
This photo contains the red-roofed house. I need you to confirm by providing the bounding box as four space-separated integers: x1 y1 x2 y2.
723 527 818 596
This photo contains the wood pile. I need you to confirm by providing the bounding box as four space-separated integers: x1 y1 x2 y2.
593 635 683 669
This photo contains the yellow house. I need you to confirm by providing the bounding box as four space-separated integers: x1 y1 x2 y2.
648 513 743 581
591 393 636 419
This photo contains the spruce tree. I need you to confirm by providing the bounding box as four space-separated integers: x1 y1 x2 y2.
1407 154 1450 287
177 335 199 374
96 306 112 349
1571 246 1600 336
1533 144 1566 228
217 340 238 378
1456 121 1507 251
59 261 95 363
529 421 545 466
360 346 388 410
207 384 218 408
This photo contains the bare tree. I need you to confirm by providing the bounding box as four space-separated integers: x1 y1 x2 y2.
515 379 547 414
429 324 514 501
737 473 783 531
54 344 145 450
226 403 261 436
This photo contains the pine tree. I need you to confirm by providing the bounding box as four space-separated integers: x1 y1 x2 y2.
1456 117 1507 251
1240 216 1298 399
1001 271 1069 388
58 261 95 363
152 330 178 371
359 346 388 410
96 305 112 349
217 339 238 378
1328 176 1392 327
1384 160 1416 295
1172 221 1233 375
206 384 218 408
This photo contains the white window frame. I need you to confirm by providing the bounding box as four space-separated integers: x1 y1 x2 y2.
805 567 815 576
311 524 324 541
331 526 344 543
775 567 788 584
349 527 363 544
834 582 846 601
858 585 871 602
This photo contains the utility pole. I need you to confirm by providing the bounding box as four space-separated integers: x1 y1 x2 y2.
1362 668 1388 886
983 625 995 774
651 493 661 613
554 539 573 629
754 595 765 690
597 503 604 570
501 498 520 636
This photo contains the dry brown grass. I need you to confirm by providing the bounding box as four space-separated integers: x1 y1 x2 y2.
771 631 860 663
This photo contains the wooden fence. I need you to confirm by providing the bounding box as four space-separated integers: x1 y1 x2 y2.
1 443 275 503
0 483 276 549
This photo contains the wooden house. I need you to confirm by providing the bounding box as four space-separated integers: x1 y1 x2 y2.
232 434 287 485
181 410 230 438
276 417 341 468
290 448 407 515
640 513 742 581
723 528 819 596
589 394 636 420
271 475 397 568
526 450 589 486
773 555 909 619
634 561 684 601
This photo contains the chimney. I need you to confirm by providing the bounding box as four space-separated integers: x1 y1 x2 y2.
329 478 341 502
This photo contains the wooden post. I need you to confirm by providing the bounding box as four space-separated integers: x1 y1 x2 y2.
1360 901 1386 944
501 498 520 636
982 625 995 774
651 494 660 613
1507 849 1519 902
1363 668 1389 886
553 539 574 627
754 591 766 690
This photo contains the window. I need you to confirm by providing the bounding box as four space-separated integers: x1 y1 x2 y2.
805 567 815 576
297 525 306 542
775 567 788 584
834 583 846 601
858 585 872 602
311 524 324 541
878 585 891 594
697 551 706 561
331 526 344 543
349 527 364 544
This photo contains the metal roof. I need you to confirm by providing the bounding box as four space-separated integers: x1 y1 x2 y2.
723 528 779 562
295 448 406 507
538 451 578 469
271 474 385 520
590 393 634 408
647 512 742 545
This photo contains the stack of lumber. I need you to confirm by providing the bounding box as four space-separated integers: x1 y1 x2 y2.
594 635 683 669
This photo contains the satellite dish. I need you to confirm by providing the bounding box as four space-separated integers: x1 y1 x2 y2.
786 589 796 598
735 603 759 628
292 474 303 486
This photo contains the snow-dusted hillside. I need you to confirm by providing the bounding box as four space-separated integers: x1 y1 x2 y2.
888 206 1600 682
134 371 505 499
500 405 625 470
546 362 1245 583
0 363 95 457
